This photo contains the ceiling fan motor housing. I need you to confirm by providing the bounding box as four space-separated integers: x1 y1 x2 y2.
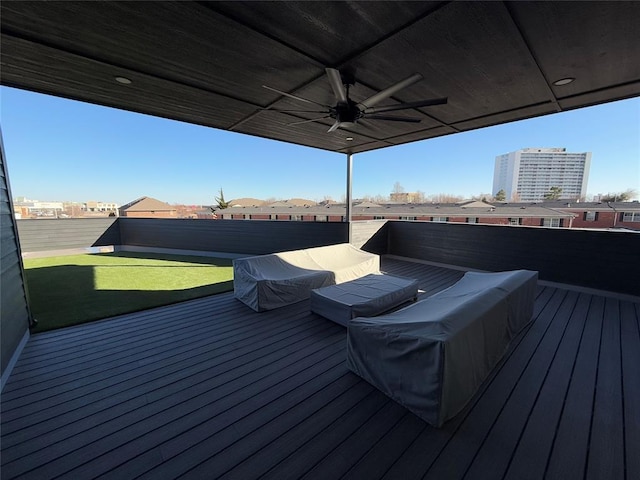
334 100 361 123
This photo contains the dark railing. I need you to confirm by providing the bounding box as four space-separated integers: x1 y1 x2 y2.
118 218 348 255
386 221 639 296
16 218 120 252
15 217 639 296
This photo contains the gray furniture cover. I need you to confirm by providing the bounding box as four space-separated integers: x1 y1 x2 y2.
346 269 538 427
310 273 419 326
233 243 380 311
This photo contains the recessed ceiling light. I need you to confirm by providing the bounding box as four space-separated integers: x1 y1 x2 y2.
115 76 132 84
553 77 575 86
346 137 354 141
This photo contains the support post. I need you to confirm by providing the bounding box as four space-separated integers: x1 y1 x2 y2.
346 153 353 243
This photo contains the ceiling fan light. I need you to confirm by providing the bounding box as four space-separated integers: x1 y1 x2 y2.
553 77 575 86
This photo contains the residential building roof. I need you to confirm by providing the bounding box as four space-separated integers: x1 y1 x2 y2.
285 198 317 207
533 201 640 211
119 196 176 212
228 198 266 207
215 202 574 219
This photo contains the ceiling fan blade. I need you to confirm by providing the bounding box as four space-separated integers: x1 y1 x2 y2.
364 97 448 114
262 85 329 108
260 108 329 113
287 116 331 126
325 68 348 104
357 73 423 109
327 121 341 133
365 115 422 123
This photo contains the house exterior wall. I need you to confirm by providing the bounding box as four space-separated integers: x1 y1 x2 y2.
213 206 581 229
570 210 616 229
476 217 507 224
1 140 31 388
567 209 640 230
618 211 640 229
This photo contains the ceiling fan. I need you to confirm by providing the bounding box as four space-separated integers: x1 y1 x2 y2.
262 68 447 133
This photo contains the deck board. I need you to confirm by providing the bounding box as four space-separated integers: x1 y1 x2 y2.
502 291 589 480
622 302 640 479
544 294 604 480
586 297 625 480
462 289 580 479
422 286 563 480
2 257 638 480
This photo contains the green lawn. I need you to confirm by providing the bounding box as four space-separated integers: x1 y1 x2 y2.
24 251 234 332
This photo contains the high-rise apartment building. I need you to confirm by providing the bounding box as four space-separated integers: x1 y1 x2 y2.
493 148 591 202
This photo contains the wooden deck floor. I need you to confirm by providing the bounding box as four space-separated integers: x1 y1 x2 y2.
2 257 639 480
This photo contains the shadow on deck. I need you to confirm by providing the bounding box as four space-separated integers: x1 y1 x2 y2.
1 257 639 479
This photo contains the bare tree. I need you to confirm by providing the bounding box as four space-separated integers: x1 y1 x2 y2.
429 193 464 203
471 192 492 202
392 181 405 194
601 188 637 202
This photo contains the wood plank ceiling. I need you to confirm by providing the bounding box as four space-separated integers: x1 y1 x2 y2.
1 1 639 154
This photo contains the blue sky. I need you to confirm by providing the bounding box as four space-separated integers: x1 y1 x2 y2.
1 86 638 205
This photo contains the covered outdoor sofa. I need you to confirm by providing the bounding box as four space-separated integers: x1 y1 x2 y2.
233 243 380 311
346 269 538 427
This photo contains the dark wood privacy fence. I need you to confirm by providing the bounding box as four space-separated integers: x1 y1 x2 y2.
15 217 639 296
118 218 348 255
386 221 639 296
351 220 388 254
16 218 120 252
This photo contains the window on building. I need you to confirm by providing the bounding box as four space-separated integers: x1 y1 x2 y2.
373 215 385 220
623 212 640 222
400 216 417 221
466 217 478 223
431 216 448 222
584 211 598 221
542 218 561 227
509 217 521 226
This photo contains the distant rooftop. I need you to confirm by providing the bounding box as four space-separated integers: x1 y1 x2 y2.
119 196 175 212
